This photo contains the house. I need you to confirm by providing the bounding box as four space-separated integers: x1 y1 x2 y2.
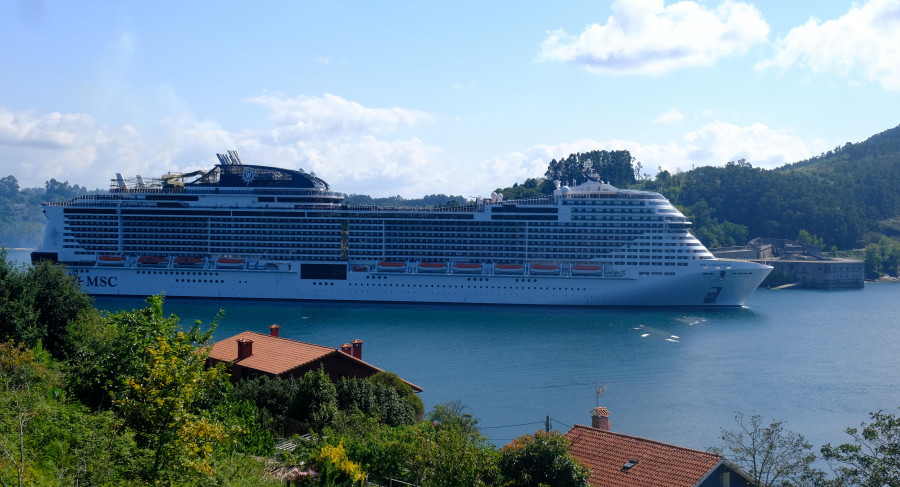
207 324 422 392
564 407 754 487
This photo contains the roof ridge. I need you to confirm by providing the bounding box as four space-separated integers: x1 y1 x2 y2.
568 424 722 459
241 331 337 350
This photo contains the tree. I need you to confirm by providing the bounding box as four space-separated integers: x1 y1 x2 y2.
229 375 300 436
498 430 590 487
335 376 416 427
368 370 424 421
712 412 822 487
797 229 825 250
0 341 47 487
115 310 230 482
288 366 338 433
44 179 86 202
0 176 18 199
821 409 900 486
426 400 480 436
0 251 92 357
0 252 38 348
25 260 93 357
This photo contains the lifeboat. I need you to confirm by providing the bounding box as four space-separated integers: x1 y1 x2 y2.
572 264 603 276
174 256 206 268
137 255 168 267
529 264 560 275
494 263 525 275
216 257 246 269
417 262 448 273
97 255 126 266
452 263 483 274
377 261 407 272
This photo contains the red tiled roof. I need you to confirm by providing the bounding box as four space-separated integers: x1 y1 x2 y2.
209 331 337 375
207 331 422 392
565 425 723 487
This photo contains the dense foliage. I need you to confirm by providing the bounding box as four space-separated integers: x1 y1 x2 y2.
0 254 590 485
821 409 900 486
498 430 591 487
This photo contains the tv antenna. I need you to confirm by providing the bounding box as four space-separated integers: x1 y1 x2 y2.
594 383 607 407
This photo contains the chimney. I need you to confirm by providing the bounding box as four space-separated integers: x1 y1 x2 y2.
591 407 611 431
340 343 352 355
269 324 280 337
236 338 253 360
351 339 363 360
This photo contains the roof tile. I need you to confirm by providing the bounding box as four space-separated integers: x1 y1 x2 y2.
565 425 723 487
207 331 422 392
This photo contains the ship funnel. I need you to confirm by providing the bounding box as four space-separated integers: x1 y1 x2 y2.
115 173 127 190
216 150 244 166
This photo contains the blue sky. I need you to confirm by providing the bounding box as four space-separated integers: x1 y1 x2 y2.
2 0 899 196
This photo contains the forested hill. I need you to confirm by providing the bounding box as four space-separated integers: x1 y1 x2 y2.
0 178 89 249
494 125 900 253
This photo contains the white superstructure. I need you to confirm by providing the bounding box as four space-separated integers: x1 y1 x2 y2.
33 152 771 307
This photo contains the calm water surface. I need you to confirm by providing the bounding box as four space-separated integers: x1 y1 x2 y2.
8 250 900 450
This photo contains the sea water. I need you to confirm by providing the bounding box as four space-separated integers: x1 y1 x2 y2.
7 250 900 451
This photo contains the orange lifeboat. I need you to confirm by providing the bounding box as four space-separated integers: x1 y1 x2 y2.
494 263 525 275
174 256 205 268
97 255 126 266
137 255 168 267
572 264 603 276
417 262 448 273
529 264 560 275
377 261 407 272
216 257 246 269
452 263 483 274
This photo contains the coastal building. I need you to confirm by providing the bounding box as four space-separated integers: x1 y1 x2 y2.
711 238 864 289
207 324 422 392
564 407 754 487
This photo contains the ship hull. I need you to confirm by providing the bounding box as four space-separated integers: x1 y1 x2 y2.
68 260 770 307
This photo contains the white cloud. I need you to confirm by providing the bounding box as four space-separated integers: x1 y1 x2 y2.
0 98 819 200
654 108 684 124
757 0 900 90
0 108 114 186
679 121 813 168
538 0 769 75
246 93 434 139
479 121 817 189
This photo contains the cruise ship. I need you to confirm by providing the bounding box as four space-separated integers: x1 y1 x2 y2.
32 151 772 307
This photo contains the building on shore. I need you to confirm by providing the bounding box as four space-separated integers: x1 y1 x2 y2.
564 407 755 487
207 324 422 391
711 238 864 289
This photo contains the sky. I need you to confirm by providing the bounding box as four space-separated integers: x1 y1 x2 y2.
2 0 899 197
